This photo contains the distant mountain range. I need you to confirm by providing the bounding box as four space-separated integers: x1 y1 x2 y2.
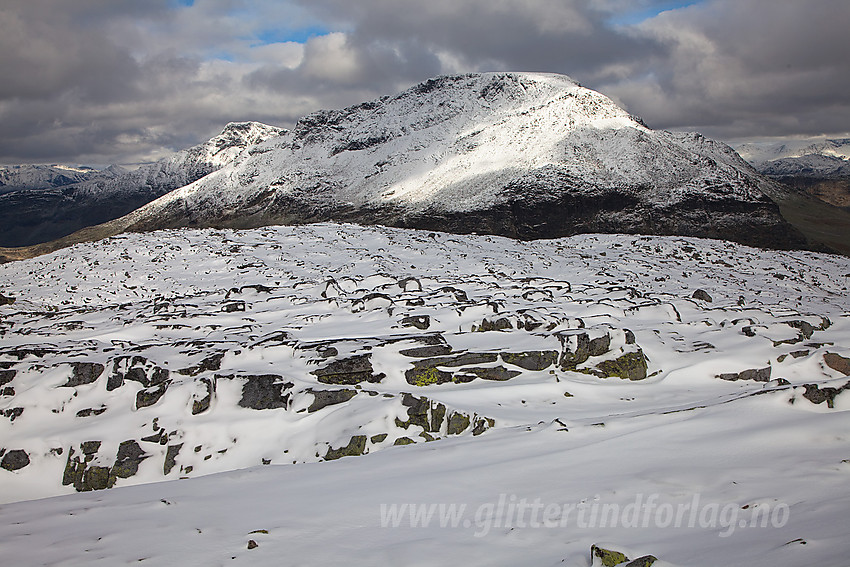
0 164 121 194
5 72 850 257
735 138 850 171
0 122 284 247
734 138 850 212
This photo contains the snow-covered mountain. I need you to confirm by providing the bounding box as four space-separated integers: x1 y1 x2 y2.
735 138 850 169
733 138 850 213
1 222 850 566
757 153 850 178
51 72 802 252
0 122 285 247
0 164 114 194
735 138 850 179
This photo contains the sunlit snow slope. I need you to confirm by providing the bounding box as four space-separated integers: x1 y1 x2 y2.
0 223 849 566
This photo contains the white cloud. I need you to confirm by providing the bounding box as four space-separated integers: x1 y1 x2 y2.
0 0 848 164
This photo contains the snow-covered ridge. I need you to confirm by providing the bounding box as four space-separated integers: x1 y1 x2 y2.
71 121 287 199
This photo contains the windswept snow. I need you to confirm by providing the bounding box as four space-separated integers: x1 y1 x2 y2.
1 223 849 565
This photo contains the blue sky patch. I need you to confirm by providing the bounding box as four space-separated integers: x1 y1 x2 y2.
608 1 699 26
255 25 330 46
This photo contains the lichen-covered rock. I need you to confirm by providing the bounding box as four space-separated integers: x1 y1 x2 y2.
0 293 16 306
308 388 358 413
717 366 772 382
64 362 105 387
393 437 414 446
111 440 147 480
109 356 169 391
81 441 101 455
625 556 657 567
405 352 499 386
401 315 430 330
588 334 612 357
692 289 712 302
473 317 512 332
178 352 225 377
500 351 559 371
63 442 116 492
405 365 454 386
163 443 183 475
558 332 591 370
312 354 385 385
136 382 169 409
802 382 850 408
593 351 648 381
80 466 113 491
430 403 446 432
591 544 628 567
0 449 30 471
453 366 521 382
237 374 293 410
471 416 495 436
191 377 215 415
76 406 107 418
325 435 367 460
447 412 471 435
396 393 431 430
399 344 454 358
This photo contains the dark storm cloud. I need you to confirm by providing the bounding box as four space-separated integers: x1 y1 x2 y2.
598 0 850 139
298 0 662 77
0 0 848 164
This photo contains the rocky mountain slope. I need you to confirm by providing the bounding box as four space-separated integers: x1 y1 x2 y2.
1 223 849 565
0 122 285 247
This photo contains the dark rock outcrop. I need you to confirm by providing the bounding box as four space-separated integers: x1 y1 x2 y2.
237 375 293 410
1 449 30 471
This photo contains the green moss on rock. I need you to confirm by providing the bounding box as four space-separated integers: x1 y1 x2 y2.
591 545 629 567
447 412 470 435
593 351 648 381
325 435 367 460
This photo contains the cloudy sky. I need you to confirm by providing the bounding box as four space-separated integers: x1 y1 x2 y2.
1 0 848 165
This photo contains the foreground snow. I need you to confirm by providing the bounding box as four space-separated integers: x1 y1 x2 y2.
1 223 849 566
